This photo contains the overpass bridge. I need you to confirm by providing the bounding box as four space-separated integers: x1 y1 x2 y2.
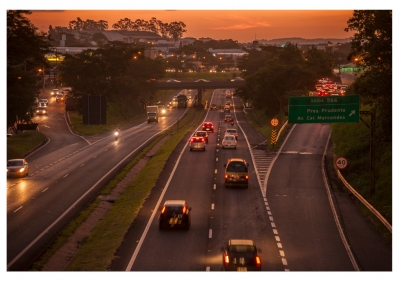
148 80 245 106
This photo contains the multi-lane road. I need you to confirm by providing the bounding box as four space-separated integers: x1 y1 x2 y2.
7 88 391 271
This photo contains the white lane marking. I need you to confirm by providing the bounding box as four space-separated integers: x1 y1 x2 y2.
214 169 217 174
124 97 215 271
14 206 23 213
206 266 210 271
275 236 280 242
279 250 285 257
282 258 288 265
211 204 214 210
273 229 278 235
63 174 68 178
8 119 182 270
216 158 218 161
269 216 274 221
277 243 282 248
42 188 48 193
80 163 85 167
213 184 216 190
209 229 212 238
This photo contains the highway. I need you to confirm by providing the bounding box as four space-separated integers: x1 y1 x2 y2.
6 89 192 270
107 89 391 271
7 87 392 271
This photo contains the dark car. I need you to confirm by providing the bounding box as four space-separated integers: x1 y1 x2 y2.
202 122 214 133
159 200 191 230
222 239 261 271
194 130 209 143
224 158 249 188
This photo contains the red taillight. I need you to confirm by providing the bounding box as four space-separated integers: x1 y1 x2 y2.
245 175 249 180
225 174 228 179
182 206 187 213
161 206 166 214
255 256 261 267
224 254 229 266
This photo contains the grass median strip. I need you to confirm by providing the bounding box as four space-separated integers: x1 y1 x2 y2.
32 108 204 271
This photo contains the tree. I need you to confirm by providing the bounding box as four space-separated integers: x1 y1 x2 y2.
112 18 135 30
58 42 165 118
345 10 392 69
345 10 392 144
237 44 322 115
68 17 108 31
7 10 50 131
166 21 187 41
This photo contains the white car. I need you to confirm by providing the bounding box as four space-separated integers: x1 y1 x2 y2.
51 89 59 96
39 99 48 106
224 128 238 140
221 135 237 149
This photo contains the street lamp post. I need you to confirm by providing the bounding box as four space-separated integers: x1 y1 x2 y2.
39 67 45 95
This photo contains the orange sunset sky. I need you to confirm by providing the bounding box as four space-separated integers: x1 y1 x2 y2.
26 9 356 43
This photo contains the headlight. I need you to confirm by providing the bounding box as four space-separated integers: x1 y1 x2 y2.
19 167 25 172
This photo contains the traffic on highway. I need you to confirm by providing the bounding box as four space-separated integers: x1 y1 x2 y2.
7 87 391 272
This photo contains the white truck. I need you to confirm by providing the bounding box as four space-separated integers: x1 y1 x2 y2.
146 106 159 123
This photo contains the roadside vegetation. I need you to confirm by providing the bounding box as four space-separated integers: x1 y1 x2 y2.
31 106 205 271
7 130 46 160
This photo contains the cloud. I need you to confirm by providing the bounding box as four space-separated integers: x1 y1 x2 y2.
211 21 270 30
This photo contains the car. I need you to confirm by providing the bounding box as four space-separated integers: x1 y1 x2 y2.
225 90 232 98
318 90 328 97
7 159 29 178
38 102 47 107
222 239 261 271
51 88 59 96
224 114 232 122
189 136 206 151
230 77 244 81
202 122 214 133
224 158 249 188
39 99 48 106
193 131 209 144
225 101 233 108
224 107 230 114
224 128 238 140
221 135 237 149
210 103 218 110
35 106 47 115
159 200 191 230
56 93 65 102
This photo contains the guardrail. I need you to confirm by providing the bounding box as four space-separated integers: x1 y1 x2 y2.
336 169 392 233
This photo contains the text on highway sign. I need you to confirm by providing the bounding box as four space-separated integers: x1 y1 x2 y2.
288 95 360 123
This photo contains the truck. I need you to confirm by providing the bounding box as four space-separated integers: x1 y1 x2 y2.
177 94 188 108
146 106 159 123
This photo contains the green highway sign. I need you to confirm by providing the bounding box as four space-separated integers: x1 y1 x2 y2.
288 95 360 123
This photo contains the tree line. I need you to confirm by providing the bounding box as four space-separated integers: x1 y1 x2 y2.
48 17 186 47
